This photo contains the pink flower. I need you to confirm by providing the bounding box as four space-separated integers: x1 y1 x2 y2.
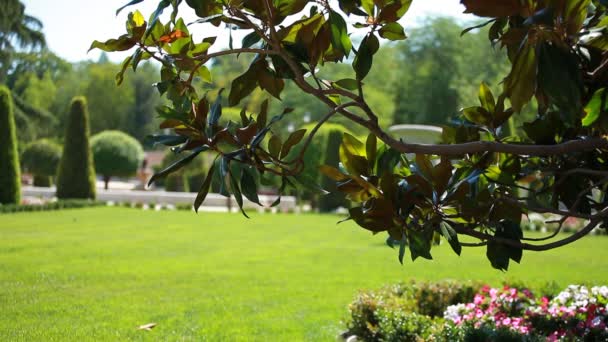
540 297 549 308
474 294 485 305
502 317 511 325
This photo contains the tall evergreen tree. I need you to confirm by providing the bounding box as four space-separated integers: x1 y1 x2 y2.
0 0 45 82
56 97 96 199
0 85 21 204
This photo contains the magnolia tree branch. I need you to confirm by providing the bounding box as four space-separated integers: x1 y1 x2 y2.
457 217 603 252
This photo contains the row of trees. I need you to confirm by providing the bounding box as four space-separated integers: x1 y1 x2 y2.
6 3 509 147
0 86 145 205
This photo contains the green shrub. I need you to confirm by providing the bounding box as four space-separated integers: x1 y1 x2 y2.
346 280 482 340
21 139 62 187
0 85 21 204
56 97 96 199
410 280 482 317
0 199 104 214
376 310 437 342
91 130 144 189
165 172 190 192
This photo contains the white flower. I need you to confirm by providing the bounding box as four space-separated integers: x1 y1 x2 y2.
444 303 466 322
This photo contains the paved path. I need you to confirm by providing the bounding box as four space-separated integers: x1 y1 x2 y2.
22 187 297 212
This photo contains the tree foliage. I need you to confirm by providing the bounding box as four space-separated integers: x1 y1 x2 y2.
21 139 61 187
0 85 21 204
96 0 608 270
56 97 96 200
0 0 45 82
91 130 144 190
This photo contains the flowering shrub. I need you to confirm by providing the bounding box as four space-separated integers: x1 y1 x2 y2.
443 285 536 335
444 285 608 341
527 285 608 341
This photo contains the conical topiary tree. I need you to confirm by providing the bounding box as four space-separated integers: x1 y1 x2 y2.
56 97 96 199
0 85 21 204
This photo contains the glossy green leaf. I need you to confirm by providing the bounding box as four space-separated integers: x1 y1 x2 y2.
462 106 492 126
361 0 374 16
377 0 412 22
440 222 461 256
408 229 433 261
328 10 352 57
89 35 137 52
242 31 261 48
582 88 607 126
228 69 257 106
378 22 407 40
280 129 306 158
208 89 223 126
241 168 261 205
319 165 349 181
228 168 249 218
148 145 209 187
486 220 523 271
185 0 223 18
366 134 377 168
258 68 284 100
478 82 495 113
504 44 536 113
194 162 216 212
268 134 282 158
537 43 582 124
115 55 133 86
333 78 359 90
145 134 188 147
353 34 379 80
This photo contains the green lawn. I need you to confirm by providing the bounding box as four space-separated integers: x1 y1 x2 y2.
1 208 607 341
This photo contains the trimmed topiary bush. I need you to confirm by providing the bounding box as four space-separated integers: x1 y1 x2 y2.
56 97 96 199
0 85 21 204
91 130 144 189
21 139 62 187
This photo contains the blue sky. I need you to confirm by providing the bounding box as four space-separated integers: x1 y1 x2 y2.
23 1 474 63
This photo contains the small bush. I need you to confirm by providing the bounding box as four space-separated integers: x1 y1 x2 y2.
21 139 62 187
176 203 193 211
91 130 144 189
375 310 437 342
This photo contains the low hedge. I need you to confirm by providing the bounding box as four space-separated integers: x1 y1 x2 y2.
0 199 105 214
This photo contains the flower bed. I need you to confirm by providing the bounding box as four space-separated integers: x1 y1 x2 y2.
343 282 608 341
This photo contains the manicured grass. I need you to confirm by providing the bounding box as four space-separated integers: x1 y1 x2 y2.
0 207 607 341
